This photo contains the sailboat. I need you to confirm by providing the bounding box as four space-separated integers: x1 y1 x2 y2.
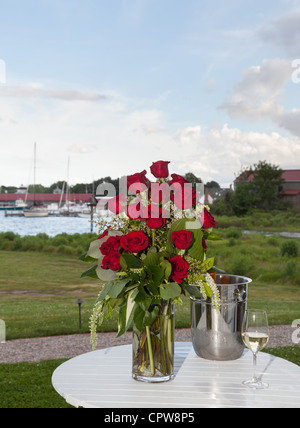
23 143 49 218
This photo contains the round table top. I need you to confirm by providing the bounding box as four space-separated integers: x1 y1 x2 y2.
52 342 300 408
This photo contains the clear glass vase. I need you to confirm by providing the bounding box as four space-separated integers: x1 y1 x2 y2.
132 300 175 383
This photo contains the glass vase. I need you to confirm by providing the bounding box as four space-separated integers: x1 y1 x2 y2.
132 300 175 383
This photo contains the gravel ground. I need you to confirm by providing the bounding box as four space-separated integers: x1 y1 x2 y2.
0 325 297 364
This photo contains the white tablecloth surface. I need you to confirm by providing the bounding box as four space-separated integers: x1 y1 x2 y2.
52 342 300 408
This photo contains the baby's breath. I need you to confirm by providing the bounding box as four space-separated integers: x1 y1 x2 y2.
204 273 221 311
89 299 104 350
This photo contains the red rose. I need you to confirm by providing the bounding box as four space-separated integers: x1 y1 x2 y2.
100 236 121 255
107 193 127 215
200 208 218 228
202 237 207 253
169 255 189 284
142 204 166 229
127 170 148 194
172 230 193 250
169 174 189 186
97 226 111 240
150 160 170 178
120 231 149 253
101 251 121 271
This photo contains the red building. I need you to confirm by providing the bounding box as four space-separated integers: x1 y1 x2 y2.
0 193 93 206
234 169 300 208
280 170 300 207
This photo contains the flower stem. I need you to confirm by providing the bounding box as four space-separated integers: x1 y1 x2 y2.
146 325 155 376
152 230 155 247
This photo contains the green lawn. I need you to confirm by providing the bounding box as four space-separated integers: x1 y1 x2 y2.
0 231 300 339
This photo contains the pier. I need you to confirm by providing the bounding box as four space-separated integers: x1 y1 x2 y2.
4 210 24 217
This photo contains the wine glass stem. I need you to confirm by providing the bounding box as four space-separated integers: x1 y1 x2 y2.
252 353 258 382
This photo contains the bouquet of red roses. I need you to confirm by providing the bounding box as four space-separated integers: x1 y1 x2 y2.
81 160 220 352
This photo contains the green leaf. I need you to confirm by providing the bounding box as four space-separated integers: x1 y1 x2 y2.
185 222 204 262
185 284 202 298
143 251 161 267
203 281 212 298
86 239 102 259
117 304 127 337
145 265 165 286
97 281 114 301
160 259 172 280
80 265 98 279
108 278 132 299
201 257 215 272
78 252 98 263
121 252 143 269
133 306 146 331
125 288 139 329
144 306 160 326
135 286 152 311
160 282 181 300
206 232 222 241
98 278 131 300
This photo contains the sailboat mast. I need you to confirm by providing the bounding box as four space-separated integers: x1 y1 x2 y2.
33 142 36 204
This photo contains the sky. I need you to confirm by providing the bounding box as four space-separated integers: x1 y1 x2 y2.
0 0 300 189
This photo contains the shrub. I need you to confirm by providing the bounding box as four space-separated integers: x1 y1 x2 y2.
283 260 299 278
230 255 254 276
267 236 279 247
226 227 242 239
281 240 299 258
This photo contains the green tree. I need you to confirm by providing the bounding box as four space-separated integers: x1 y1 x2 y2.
184 172 202 183
233 161 284 214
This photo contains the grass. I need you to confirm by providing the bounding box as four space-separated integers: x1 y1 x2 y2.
0 251 100 339
214 210 300 232
1 230 300 339
0 359 73 408
0 346 299 408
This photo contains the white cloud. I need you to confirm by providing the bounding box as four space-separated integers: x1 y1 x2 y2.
1 80 299 189
219 58 300 137
258 9 300 57
171 124 300 186
0 85 108 101
220 59 292 120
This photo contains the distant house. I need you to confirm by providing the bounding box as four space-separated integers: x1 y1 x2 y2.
234 169 300 208
16 185 27 194
53 186 62 194
279 170 300 208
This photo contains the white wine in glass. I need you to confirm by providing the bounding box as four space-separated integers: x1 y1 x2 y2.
241 309 269 389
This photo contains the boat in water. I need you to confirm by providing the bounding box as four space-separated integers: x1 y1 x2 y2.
0 199 28 211
23 204 49 218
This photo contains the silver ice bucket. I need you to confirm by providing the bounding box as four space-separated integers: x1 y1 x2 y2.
190 274 251 361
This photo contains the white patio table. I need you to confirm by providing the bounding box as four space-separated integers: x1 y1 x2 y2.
52 342 300 408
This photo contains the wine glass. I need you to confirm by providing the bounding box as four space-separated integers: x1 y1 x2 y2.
241 309 269 389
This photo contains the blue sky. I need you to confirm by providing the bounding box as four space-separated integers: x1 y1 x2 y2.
0 0 300 188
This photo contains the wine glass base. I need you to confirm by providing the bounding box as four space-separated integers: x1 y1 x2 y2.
242 379 269 390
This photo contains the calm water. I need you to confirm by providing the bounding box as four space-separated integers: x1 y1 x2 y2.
0 210 96 237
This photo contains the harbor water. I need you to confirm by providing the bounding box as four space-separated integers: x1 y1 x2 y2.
0 210 97 237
